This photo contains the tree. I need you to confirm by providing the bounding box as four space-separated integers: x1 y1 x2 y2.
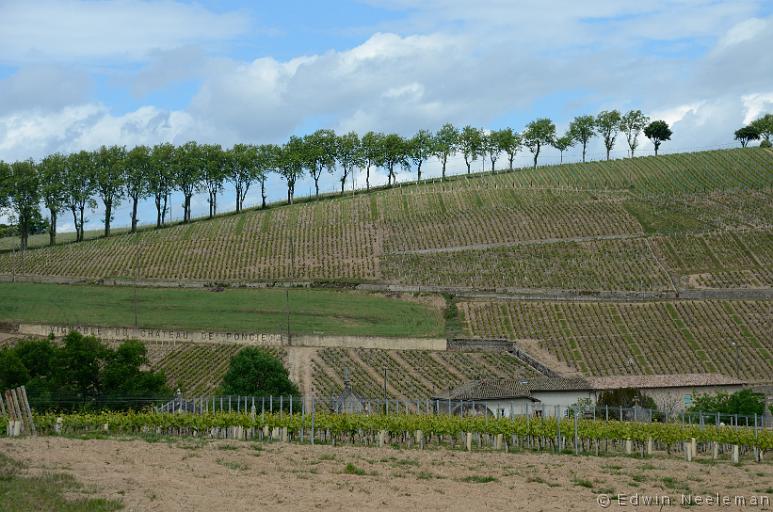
65 151 96 242
227 144 258 214
644 120 672 156
749 113 773 144
124 146 151 232
149 143 175 228
552 133 575 164
482 130 504 172
6 160 41 250
597 388 657 410
360 131 384 190
688 389 765 417
432 123 459 180
0 349 29 390
277 136 305 204
408 129 433 182
220 347 299 396
201 144 226 218
620 110 649 157
734 125 760 148
255 144 278 208
568 115 596 163
38 153 68 245
595 110 622 160
101 340 169 407
522 118 556 168
303 129 337 198
93 145 126 237
336 132 363 193
173 142 204 223
459 125 483 174
379 134 410 186
497 128 521 169
0 161 9 211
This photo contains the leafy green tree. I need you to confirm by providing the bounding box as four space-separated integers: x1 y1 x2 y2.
497 128 521 169
595 110 622 160
734 125 760 148
0 348 29 389
101 340 169 407
173 142 204 223
408 129 433 181
277 136 305 204
689 389 765 417
149 143 175 228
568 115 596 163
303 129 337 198
552 133 575 164
620 110 649 157
38 153 68 245
459 125 483 174
482 130 504 172
379 133 410 186
124 146 151 232
65 151 96 242
52 331 110 400
255 144 278 208
522 118 556 168
432 123 459 180
749 113 772 144
336 132 364 193
220 347 299 396
227 144 258 214
201 144 226 218
13 338 57 379
644 120 672 156
5 160 41 250
93 145 127 237
361 131 384 190
0 161 9 211
597 388 657 410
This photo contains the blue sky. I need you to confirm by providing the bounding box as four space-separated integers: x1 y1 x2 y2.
1 0 772 230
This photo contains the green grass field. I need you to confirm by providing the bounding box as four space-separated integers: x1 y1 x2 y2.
0 282 444 337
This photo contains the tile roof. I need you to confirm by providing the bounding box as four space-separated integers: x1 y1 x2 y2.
432 377 592 400
587 373 745 390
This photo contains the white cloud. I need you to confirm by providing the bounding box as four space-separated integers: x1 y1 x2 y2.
741 92 773 124
0 0 250 63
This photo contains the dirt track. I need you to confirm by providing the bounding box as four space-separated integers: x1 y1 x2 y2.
1 437 770 511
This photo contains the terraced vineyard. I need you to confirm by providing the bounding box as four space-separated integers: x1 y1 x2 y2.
460 300 773 381
310 348 539 399
0 148 770 292
116 341 288 396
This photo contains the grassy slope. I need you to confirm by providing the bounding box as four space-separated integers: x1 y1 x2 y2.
0 282 444 337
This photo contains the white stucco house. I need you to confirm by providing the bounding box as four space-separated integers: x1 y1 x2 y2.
432 373 747 418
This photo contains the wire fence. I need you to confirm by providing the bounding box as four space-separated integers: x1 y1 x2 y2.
55 393 765 429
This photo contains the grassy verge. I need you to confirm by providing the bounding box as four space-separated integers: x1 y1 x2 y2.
0 282 444 337
0 452 122 511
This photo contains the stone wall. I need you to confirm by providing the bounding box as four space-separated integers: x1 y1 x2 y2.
16 323 447 351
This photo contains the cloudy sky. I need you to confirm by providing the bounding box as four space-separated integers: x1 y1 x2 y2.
1 0 772 228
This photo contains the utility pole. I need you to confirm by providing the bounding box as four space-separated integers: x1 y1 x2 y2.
731 341 739 378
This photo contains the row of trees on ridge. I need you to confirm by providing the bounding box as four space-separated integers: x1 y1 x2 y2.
0 111 679 249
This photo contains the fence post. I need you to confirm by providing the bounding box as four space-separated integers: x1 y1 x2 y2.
310 397 315 446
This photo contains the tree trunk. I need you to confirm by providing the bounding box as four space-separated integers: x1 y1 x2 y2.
442 158 447 180
606 146 611 160
183 194 191 223
340 174 346 194
582 143 587 163
71 207 79 241
314 177 320 197
366 164 370 190
104 199 112 237
261 180 266 209
508 156 514 169
654 143 660 156
131 196 139 233
532 146 539 168
78 206 86 242
465 159 471 174
560 152 563 164
162 193 169 225
155 194 162 228
417 161 422 182
20 230 28 251
48 209 57 246
235 185 242 214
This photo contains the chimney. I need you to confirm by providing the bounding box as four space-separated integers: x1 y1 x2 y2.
343 367 351 390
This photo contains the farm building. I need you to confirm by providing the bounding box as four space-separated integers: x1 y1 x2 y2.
432 377 594 417
432 373 747 417
587 374 746 415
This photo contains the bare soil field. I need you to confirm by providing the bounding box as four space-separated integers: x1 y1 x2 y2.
1 437 771 511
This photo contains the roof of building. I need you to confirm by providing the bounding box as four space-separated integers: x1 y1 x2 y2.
432 377 592 401
587 373 746 390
